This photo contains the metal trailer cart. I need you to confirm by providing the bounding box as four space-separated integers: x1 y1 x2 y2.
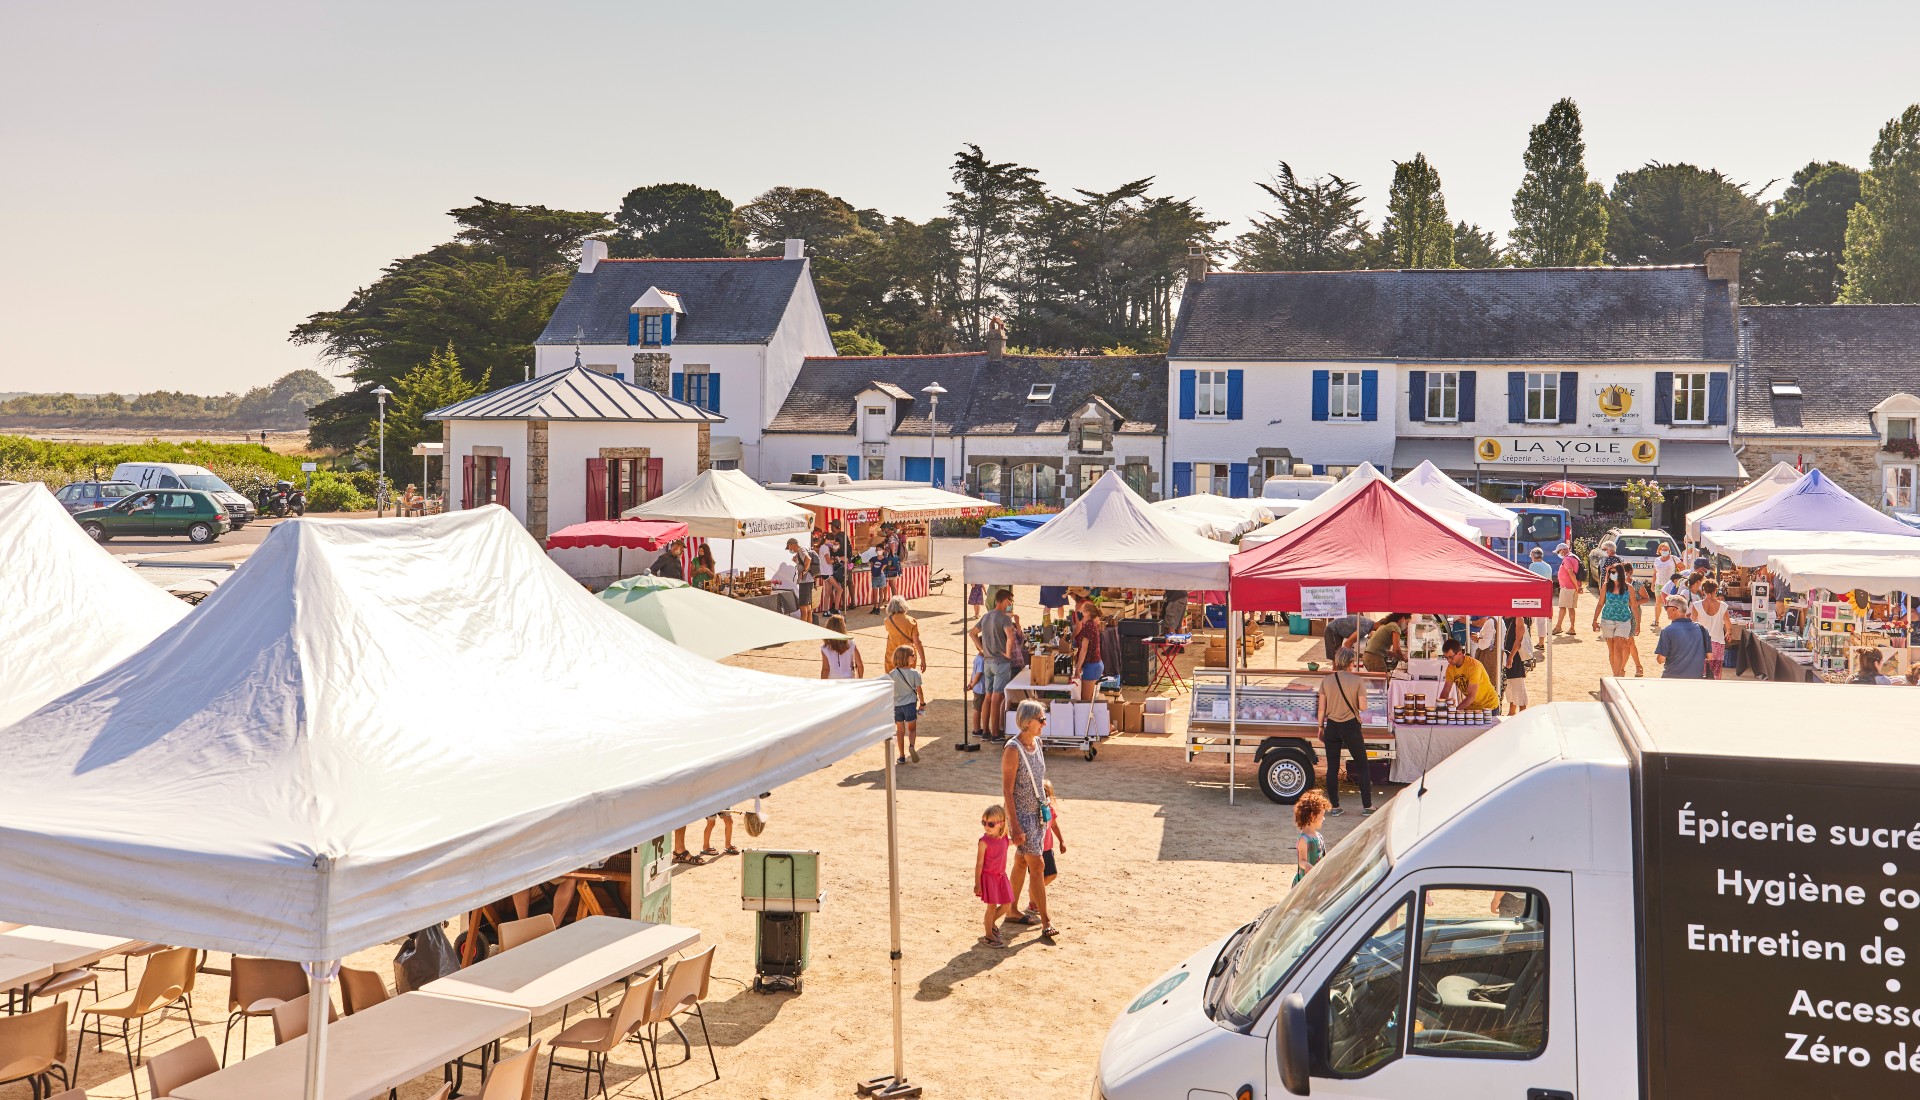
1003 667 1110 760
742 849 823 992
1184 666 1396 803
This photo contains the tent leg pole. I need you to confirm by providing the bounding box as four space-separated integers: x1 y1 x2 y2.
1547 624 1555 703
1227 591 1237 807
857 743 921 1097
958 565 973 752
300 960 338 1100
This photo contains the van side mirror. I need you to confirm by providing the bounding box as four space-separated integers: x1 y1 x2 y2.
1277 992 1311 1095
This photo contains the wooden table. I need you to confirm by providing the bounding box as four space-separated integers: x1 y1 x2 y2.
171 991 529 1100
424 916 699 1016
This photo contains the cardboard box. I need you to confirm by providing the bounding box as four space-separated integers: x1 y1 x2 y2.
1088 702 1110 735
1142 712 1170 735
1120 701 1143 732
1030 653 1056 686
1143 696 1171 715
1049 700 1078 735
1004 710 1021 739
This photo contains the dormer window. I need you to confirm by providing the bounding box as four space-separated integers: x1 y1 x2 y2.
1891 417 1917 444
1027 384 1054 403
643 315 663 345
1771 380 1802 399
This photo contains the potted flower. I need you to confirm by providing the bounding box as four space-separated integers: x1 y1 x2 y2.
1623 478 1665 529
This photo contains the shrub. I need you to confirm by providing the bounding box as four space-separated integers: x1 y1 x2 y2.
304 472 371 513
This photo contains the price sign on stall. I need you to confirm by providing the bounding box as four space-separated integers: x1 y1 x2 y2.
1300 585 1348 618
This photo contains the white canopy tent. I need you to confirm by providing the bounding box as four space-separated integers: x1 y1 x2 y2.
1394 460 1518 539
1241 463 1477 548
1766 550 1920 594
967 472 1232 590
623 468 812 539
770 482 991 522
1149 493 1276 542
1704 529 1920 568
0 482 187 727
1685 461 1804 542
0 506 896 1097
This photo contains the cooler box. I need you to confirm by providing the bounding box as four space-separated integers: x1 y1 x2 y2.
1288 613 1310 635
742 849 822 992
1143 696 1171 715
1204 605 1228 628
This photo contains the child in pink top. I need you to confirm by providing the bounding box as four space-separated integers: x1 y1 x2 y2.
975 804 1015 948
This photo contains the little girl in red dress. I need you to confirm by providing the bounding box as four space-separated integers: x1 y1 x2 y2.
975 804 1015 948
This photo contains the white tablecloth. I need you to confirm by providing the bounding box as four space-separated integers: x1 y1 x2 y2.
1390 723 1495 783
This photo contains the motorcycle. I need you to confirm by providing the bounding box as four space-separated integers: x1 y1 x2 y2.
254 481 307 518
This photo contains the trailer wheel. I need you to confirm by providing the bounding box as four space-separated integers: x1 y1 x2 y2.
1257 747 1316 804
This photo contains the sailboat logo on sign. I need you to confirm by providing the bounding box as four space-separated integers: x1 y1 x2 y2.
1475 438 1502 462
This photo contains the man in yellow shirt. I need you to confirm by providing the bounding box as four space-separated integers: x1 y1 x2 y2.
1441 639 1501 711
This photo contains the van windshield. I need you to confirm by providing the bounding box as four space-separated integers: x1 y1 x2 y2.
180 474 236 494
1516 512 1564 543
1210 810 1391 1029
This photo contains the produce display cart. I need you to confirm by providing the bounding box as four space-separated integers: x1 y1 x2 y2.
1003 667 1109 759
1185 667 1392 803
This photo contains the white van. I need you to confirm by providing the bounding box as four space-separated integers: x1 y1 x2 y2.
1260 477 1335 503
110 463 255 526
1096 679 1917 1100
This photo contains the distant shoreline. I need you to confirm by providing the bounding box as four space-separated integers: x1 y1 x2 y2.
1 426 315 455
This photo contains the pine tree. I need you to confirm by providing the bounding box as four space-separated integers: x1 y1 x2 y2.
1381 154 1453 268
381 343 488 474
1231 162 1371 270
1840 105 1920 303
946 144 1043 345
1749 161 1860 303
1452 222 1507 268
1509 98 1609 266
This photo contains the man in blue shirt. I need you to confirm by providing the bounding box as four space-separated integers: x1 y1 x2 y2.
1653 596 1708 679
1524 547 1554 638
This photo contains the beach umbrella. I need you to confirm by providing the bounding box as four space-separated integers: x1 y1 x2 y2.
599 583 844 660
1532 480 1596 500
599 574 689 602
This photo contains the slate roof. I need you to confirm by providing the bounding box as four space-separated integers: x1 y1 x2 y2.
535 258 807 346
427 365 723 423
1169 265 1736 362
1737 305 1920 438
766 353 1168 436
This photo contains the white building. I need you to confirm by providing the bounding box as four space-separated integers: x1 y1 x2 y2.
1165 253 1746 525
532 239 835 479
762 341 1168 506
429 364 720 583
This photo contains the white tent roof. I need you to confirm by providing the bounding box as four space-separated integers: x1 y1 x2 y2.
1766 550 1920 594
965 473 1231 589
1685 461 1803 542
1394 460 1518 538
1241 464 1476 548
0 483 187 727
0 506 890 959
1149 494 1276 542
623 468 812 539
772 483 991 521
1704 529 1920 568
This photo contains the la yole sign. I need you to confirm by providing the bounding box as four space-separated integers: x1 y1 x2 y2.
1474 435 1660 467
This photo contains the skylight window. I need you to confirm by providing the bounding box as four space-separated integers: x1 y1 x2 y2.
1771 381 1803 398
1027 384 1054 402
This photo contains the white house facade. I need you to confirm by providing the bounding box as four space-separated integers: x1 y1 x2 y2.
532 239 835 480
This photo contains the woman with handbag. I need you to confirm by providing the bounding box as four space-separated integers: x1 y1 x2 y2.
1001 700 1058 940
1315 648 1373 816
882 596 926 673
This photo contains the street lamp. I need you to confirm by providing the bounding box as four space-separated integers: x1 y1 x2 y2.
371 385 394 516
921 382 946 487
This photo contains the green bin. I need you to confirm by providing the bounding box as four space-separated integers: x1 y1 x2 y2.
742 849 822 992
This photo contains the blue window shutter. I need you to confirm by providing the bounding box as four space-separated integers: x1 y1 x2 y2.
1171 462 1193 496
1407 370 1427 422
1227 370 1244 420
1507 372 1525 423
627 314 640 346
1178 370 1196 420
1708 372 1729 425
1311 464 1327 476
706 373 720 414
661 314 673 346
1653 372 1673 426
848 456 860 479
1361 370 1380 421
1228 463 1250 498
1558 370 1578 424
671 373 684 401
1459 371 1477 423
1311 370 1330 421
810 454 824 472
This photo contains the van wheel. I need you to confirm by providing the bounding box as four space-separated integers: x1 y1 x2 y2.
83 522 109 543
1258 747 1315 805
188 522 216 543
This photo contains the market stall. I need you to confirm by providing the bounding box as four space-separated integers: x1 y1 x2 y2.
1700 469 1920 565
1685 460 1804 543
1241 462 1478 549
965 472 1232 759
624 468 813 597
1751 550 1920 682
0 482 187 727
1219 478 1550 801
544 517 689 578
1394 460 1518 539
770 481 991 604
1150 493 1276 542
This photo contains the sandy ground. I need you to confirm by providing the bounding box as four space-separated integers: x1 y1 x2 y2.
43 537 1630 1100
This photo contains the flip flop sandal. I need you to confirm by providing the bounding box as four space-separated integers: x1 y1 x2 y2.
701 847 720 857
1012 911 1042 925
723 846 740 855
1040 926 1061 940
978 936 1005 949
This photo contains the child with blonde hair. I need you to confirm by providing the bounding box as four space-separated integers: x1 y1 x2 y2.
975 804 1014 948
889 645 925 764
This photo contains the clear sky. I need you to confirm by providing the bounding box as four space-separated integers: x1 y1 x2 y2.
2 0 1915 395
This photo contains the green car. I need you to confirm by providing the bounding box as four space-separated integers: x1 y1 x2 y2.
74 488 229 544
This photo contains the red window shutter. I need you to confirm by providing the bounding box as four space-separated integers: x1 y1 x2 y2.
645 458 664 502
461 455 476 510
498 457 511 510
586 458 608 522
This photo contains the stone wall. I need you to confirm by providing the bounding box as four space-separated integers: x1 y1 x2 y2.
525 419 550 539
1734 437 1879 501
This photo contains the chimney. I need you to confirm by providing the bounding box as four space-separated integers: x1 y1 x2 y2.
632 352 672 395
783 239 805 261
578 238 608 274
1704 247 1740 285
985 315 1007 362
1186 246 1208 284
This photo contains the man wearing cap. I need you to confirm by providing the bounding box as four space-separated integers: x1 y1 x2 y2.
1524 547 1553 639
1654 596 1709 679
1551 543 1581 635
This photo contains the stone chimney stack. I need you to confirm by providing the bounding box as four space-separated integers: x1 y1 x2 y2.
1704 247 1740 286
984 316 1007 362
632 352 672 395
783 238 805 261
1186 246 1208 284
578 238 608 274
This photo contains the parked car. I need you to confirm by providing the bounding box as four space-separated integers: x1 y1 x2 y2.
1593 526 1679 583
73 489 229 544
109 462 255 526
52 480 139 514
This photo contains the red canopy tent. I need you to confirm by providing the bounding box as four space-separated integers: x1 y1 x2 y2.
1230 479 1550 616
544 519 689 551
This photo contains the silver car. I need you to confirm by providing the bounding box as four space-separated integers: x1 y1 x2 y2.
1596 527 1680 583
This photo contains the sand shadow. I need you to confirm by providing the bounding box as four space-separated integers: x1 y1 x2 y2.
914 934 1051 1001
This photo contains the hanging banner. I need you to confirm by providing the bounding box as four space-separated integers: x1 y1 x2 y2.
1474 436 1660 467
1300 585 1348 617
